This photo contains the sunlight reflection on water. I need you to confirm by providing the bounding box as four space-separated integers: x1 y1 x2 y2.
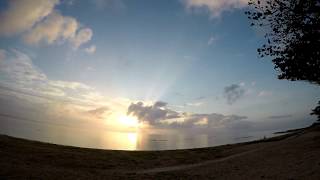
0 116 278 150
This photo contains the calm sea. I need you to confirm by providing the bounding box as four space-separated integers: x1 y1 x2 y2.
0 115 279 151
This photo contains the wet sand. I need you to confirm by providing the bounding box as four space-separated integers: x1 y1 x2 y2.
1 124 319 179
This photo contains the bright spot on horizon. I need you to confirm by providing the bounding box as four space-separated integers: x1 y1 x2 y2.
118 115 140 128
127 132 138 146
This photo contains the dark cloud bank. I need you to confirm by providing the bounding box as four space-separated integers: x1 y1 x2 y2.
126 101 315 132
127 101 247 128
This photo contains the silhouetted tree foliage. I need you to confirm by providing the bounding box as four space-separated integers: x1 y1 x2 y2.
246 0 320 120
311 101 320 121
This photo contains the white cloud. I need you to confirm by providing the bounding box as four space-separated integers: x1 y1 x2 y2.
0 0 59 36
258 90 272 97
182 0 248 18
70 28 93 49
0 49 102 106
84 45 96 54
0 0 93 49
23 11 78 45
177 113 247 128
0 49 47 86
49 80 92 91
186 102 204 107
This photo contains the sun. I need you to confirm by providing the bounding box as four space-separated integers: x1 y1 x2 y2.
118 115 139 128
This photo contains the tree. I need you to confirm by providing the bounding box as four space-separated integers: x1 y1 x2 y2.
311 101 320 121
245 0 320 121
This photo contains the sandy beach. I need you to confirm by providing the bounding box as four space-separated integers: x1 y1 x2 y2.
0 124 319 179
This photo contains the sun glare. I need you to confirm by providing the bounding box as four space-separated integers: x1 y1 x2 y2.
118 115 139 128
127 133 138 145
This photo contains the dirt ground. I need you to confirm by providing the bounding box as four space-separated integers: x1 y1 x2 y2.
1 124 319 179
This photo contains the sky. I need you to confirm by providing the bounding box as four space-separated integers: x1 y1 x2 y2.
0 0 319 136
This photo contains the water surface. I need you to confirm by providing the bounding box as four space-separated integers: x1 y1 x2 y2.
0 115 277 150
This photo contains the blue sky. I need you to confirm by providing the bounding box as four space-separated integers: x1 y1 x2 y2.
0 0 319 133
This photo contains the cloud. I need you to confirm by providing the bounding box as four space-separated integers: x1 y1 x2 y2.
208 35 218 45
70 28 93 49
182 0 248 18
0 0 59 36
0 49 47 85
258 90 272 97
185 102 204 107
224 84 245 105
49 80 92 91
173 113 247 128
0 49 138 130
0 49 105 107
0 49 250 131
127 101 180 125
0 49 6 61
153 101 168 108
0 0 93 48
268 115 292 119
65 0 76 6
23 11 78 45
92 0 126 11
86 107 110 119
127 101 247 128
84 45 96 54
